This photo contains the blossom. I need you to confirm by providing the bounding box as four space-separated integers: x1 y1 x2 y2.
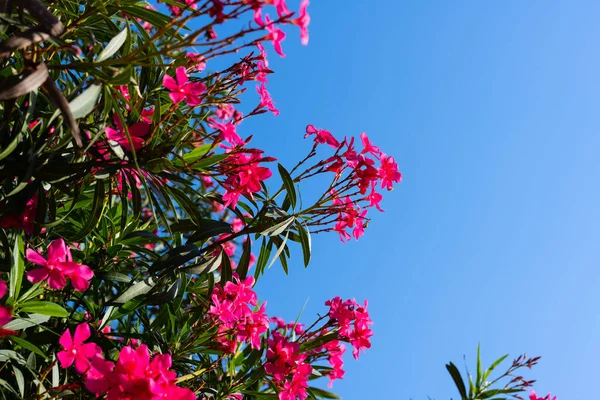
58 323 102 373
378 154 402 190
215 104 235 120
208 117 244 146
85 344 195 399
105 114 150 152
325 297 373 359
360 132 381 156
186 52 206 72
265 15 286 57
26 239 94 291
257 82 279 116
163 66 206 106
530 390 557 400
221 151 273 208
0 193 38 234
304 124 340 148
291 0 310 45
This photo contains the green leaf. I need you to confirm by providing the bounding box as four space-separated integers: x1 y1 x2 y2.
3 314 50 330
220 252 232 285
236 237 252 279
476 344 482 389
267 232 289 270
446 362 467 400
172 144 212 167
278 163 297 210
307 387 341 399
111 277 156 304
181 253 222 275
68 84 101 119
184 220 234 244
18 301 68 317
188 154 229 171
261 216 295 237
8 235 24 304
9 336 48 360
482 354 509 383
12 365 24 398
296 221 312 268
149 244 202 273
96 28 128 62
72 180 106 241
254 237 272 279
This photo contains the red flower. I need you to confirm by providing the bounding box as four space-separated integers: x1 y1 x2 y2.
105 114 150 152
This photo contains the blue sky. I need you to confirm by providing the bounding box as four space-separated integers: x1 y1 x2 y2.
242 1 600 398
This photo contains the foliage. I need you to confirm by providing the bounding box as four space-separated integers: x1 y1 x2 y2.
0 0 396 399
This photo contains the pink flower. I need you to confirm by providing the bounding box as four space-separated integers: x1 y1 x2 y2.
291 0 310 45
105 114 150 152
26 239 94 291
265 15 286 57
186 52 206 72
140 107 154 124
163 66 206 106
367 187 384 212
257 83 279 116
378 154 402 190
215 104 235 120
0 193 38 234
530 390 557 400
208 117 244 146
304 124 340 148
58 323 102 373
360 132 380 156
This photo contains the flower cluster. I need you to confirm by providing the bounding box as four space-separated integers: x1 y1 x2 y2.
264 331 312 400
530 390 557 400
325 297 373 359
220 150 275 208
208 274 269 351
26 239 94 292
57 323 195 399
301 126 402 241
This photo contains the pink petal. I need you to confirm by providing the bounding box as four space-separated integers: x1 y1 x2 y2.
175 66 188 86
0 280 6 299
74 355 90 374
25 249 47 266
73 323 91 344
105 126 121 141
59 328 73 349
112 114 123 131
169 92 185 105
163 74 179 92
26 268 49 284
186 82 206 96
57 350 75 369
80 342 101 358
47 270 67 289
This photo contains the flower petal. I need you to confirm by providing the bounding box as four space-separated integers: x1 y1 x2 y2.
26 268 49 284
73 322 91 344
163 74 179 91
25 249 47 266
57 350 75 369
59 328 73 349
175 66 188 86
47 239 67 263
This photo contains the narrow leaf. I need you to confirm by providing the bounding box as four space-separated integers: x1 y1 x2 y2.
96 28 128 62
68 84 101 119
18 301 68 317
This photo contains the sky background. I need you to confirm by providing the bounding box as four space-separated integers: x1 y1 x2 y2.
238 1 600 399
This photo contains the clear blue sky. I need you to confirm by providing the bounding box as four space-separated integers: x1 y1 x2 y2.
241 1 600 398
